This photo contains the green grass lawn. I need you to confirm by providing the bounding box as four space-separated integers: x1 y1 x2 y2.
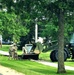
0 56 74 75
65 61 74 67
39 51 51 61
0 45 22 55
0 45 74 75
0 45 10 51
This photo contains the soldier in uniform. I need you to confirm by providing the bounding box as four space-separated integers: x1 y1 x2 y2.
9 43 18 60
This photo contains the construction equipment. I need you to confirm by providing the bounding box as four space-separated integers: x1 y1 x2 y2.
21 42 43 60
50 33 74 62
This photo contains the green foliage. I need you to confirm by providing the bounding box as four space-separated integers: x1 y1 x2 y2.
0 0 74 43
0 0 74 74
0 12 29 42
41 22 58 40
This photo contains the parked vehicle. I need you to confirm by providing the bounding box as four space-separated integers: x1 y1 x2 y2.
2 40 13 45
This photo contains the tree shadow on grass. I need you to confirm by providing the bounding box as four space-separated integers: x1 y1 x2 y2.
30 68 74 75
30 68 57 75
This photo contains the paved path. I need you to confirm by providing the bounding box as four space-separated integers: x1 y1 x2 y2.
0 50 9 56
34 60 74 71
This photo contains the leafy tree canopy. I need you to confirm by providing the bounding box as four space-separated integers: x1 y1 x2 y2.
0 12 29 42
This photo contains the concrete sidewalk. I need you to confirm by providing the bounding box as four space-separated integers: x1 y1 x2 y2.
0 65 24 75
0 50 9 56
34 60 74 71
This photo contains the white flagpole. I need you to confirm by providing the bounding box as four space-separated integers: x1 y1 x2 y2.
35 23 38 43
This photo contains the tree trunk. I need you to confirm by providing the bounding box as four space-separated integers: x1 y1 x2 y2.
57 9 66 73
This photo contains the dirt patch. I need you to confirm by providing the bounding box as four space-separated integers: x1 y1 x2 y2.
0 65 25 75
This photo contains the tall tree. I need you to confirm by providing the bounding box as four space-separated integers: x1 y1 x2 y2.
46 0 74 73
58 9 65 73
